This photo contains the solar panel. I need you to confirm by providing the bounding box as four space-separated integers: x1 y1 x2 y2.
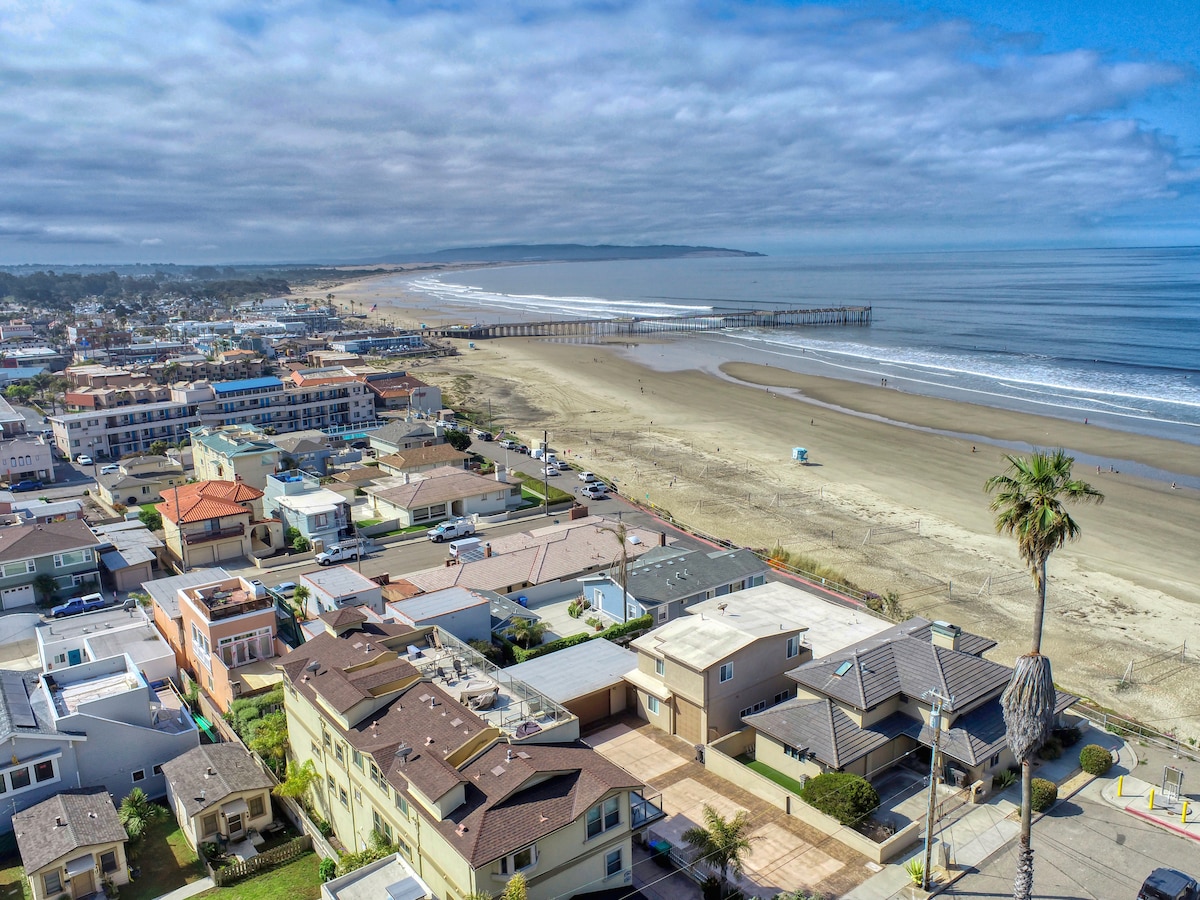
1 673 36 728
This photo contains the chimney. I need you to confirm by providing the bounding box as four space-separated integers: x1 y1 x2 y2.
494 466 507 484
658 531 666 547
930 621 962 651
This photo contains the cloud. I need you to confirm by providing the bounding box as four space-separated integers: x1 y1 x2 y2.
140 238 163 246
0 0 1193 262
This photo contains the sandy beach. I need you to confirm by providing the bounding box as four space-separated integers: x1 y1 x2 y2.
324 273 1200 738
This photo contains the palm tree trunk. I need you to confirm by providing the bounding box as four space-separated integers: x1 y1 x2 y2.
1011 556 1049 900
1030 558 1047 654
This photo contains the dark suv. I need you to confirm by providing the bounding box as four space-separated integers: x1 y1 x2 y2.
1140 868 1200 900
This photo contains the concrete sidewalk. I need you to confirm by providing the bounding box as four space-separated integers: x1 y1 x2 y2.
1097 738 1200 842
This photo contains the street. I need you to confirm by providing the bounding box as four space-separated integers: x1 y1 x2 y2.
942 786 1200 900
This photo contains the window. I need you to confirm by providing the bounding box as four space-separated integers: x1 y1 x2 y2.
372 809 393 843
312 741 322 757
786 636 800 659
43 873 63 896
8 767 30 791
0 560 35 578
34 760 56 783
784 744 805 761
352 750 363 770
322 730 332 751
327 775 337 795
647 696 660 715
587 795 621 838
353 788 362 805
719 662 734 683
499 845 537 875
132 769 146 782
654 658 665 677
248 795 265 818
101 850 118 873
334 742 345 764
339 786 349 807
773 689 790 705
605 848 623 878
739 701 768 718
53 549 93 568
153 764 164 776
395 793 410 817
202 813 219 836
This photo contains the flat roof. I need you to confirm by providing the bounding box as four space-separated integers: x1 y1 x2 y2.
275 489 344 513
37 606 150 644
504 639 637 704
212 376 283 394
143 567 233 619
302 565 379 598
687 581 891 659
386 586 492 622
321 853 433 900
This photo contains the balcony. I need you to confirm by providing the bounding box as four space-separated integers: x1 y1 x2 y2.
184 524 245 545
631 791 665 829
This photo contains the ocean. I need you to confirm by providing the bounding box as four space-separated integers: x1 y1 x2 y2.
395 247 1200 447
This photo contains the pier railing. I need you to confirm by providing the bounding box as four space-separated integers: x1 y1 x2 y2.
424 306 871 339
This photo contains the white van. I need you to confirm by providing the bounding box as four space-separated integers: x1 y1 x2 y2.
448 537 483 559
531 447 545 460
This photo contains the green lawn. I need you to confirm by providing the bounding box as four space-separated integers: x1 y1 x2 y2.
744 759 808 796
193 853 321 900
140 503 158 515
123 817 206 900
0 856 30 900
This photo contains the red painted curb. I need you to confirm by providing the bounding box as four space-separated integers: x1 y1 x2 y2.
1125 805 1200 841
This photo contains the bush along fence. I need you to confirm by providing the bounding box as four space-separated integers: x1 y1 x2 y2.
205 834 312 886
501 614 653 664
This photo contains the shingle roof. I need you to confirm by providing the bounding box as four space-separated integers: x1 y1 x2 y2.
13 788 128 873
367 467 502 509
919 690 1079 767
156 479 262 524
378 445 469 470
747 699 922 769
786 618 1004 712
160 744 274 818
622 546 767 606
0 519 100 563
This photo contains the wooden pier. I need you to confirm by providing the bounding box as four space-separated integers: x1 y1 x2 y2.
425 305 871 340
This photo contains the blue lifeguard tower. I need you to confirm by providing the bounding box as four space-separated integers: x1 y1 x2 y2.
792 447 809 463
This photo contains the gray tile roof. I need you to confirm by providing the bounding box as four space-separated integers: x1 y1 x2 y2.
919 690 1079 767
13 788 128 873
624 546 766 606
786 618 1005 711
160 744 274 818
746 699 922 769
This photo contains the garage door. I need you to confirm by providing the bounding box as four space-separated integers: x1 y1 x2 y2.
190 545 216 566
0 584 35 609
567 691 612 728
674 697 703 744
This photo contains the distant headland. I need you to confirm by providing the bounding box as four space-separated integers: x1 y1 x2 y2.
365 244 765 264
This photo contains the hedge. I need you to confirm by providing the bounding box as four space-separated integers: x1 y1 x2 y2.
1079 744 1114 776
509 615 654 663
800 772 879 825
1030 777 1058 812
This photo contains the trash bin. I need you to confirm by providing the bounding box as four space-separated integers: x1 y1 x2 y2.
649 840 672 867
517 596 528 608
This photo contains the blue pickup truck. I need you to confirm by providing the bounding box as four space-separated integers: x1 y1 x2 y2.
50 593 108 618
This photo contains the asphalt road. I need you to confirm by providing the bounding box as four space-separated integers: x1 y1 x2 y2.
941 787 1199 900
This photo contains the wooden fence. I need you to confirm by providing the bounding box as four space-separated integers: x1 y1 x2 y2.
208 834 312 886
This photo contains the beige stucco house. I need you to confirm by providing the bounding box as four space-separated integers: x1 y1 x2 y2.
365 467 522 527
14 788 129 900
95 454 185 508
161 743 275 851
157 479 278 567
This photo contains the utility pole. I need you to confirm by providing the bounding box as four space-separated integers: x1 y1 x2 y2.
542 429 549 516
921 688 953 890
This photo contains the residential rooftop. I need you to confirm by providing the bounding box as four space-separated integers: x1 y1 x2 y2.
302 565 380 599
142 567 233 620
504 639 638 705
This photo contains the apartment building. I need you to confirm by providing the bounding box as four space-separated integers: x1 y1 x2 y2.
49 374 374 460
177 574 282 711
280 614 662 900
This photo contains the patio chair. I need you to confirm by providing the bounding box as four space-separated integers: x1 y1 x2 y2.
453 658 464 677
435 666 447 682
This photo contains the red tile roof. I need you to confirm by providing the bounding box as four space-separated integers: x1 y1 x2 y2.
156 480 263 524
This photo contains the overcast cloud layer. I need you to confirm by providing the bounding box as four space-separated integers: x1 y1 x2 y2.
0 0 1196 263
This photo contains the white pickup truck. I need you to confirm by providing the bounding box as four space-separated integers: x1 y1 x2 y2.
314 540 372 566
427 519 476 542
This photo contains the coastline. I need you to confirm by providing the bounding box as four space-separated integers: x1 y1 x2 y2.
321 271 1200 737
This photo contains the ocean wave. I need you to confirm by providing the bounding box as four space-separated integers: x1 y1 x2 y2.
405 275 713 318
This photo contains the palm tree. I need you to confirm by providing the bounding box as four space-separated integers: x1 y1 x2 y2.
274 760 319 800
292 585 311 619
506 617 547 650
598 521 631 622
32 573 58 607
119 787 167 842
984 450 1102 900
682 804 756 899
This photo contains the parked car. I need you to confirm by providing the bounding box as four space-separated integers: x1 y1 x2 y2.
498 438 519 450
427 519 476 542
274 581 297 597
99 464 121 475
540 466 560 477
76 454 94 466
474 429 494 441
1139 869 1200 900
578 471 597 482
10 480 43 492
580 483 609 500
553 459 571 471
51 593 107 618
315 542 363 565
516 444 529 454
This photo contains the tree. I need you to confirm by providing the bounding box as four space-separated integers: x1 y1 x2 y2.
274 759 319 800
32 573 58 606
247 710 289 772
984 450 1102 900
119 787 166 842
598 521 631 622
149 440 168 457
800 772 879 825
444 429 472 452
292 584 311 618
138 508 162 531
506 617 547 650
682 804 756 899
502 873 528 900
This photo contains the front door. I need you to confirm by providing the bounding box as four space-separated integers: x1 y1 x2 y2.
67 648 83 666
227 813 244 838
70 869 95 898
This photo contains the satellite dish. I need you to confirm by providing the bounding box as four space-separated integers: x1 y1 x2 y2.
306 660 320 673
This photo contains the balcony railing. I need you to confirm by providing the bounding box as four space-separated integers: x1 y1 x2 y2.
184 524 245 545
631 791 665 829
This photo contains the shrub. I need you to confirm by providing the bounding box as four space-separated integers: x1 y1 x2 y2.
292 535 311 552
1079 743 1115 776
318 858 338 882
1030 777 1058 812
1038 736 1063 761
903 857 924 886
800 772 879 825
138 508 162 531
113 503 128 514
992 767 1018 790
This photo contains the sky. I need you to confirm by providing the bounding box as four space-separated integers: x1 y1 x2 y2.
1 0 1198 264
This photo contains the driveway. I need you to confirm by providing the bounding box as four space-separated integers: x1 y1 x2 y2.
587 719 873 899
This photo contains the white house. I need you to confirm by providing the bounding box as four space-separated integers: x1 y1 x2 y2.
364 466 522 526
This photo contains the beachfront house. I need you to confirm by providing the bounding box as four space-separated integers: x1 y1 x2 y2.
364 466 521 527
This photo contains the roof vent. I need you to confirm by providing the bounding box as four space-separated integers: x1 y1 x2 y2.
506 747 513 762
55 816 64 827
455 823 468 836
425 736 434 746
